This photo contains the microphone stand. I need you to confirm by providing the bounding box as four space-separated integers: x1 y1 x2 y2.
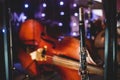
8 7 15 80
8 2 34 80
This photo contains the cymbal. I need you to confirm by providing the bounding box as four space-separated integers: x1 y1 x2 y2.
74 0 103 9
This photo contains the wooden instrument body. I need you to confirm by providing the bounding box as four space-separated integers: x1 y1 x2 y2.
18 19 100 80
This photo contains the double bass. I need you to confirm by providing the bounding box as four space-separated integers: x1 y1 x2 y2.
18 19 103 80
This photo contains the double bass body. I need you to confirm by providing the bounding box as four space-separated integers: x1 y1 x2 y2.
18 19 100 80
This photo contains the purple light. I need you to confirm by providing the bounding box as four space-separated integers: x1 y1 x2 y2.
73 3 77 7
72 32 77 36
43 3 47 7
23 16 27 20
72 22 77 26
58 22 63 26
58 38 62 41
13 12 27 22
24 4 29 8
41 13 46 17
60 1 64 6
74 12 78 16
60 11 64 15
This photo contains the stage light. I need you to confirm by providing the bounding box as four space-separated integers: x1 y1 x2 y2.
92 9 103 17
92 9 103 20
58 38 62 41
72 32 77 36
43 3 47 7
58 22 63 26
41 13 46 17
85 20 89 23
59 1 64 6
94 0 102 2
58 36 64 41
87 33 91 39
74 12 78 16
73 3 77 7
2 29 5 33
60 11 64 15
72 22 77 26
23 16 27 20
24 4 29 8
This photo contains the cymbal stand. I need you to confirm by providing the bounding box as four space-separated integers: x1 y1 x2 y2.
79 7 89 80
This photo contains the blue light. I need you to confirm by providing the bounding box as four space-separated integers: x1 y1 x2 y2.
43 3 47 7
2 29 5 33
24 4 29 8
60 1 64 6
60 11 64 15
87 33 91 39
